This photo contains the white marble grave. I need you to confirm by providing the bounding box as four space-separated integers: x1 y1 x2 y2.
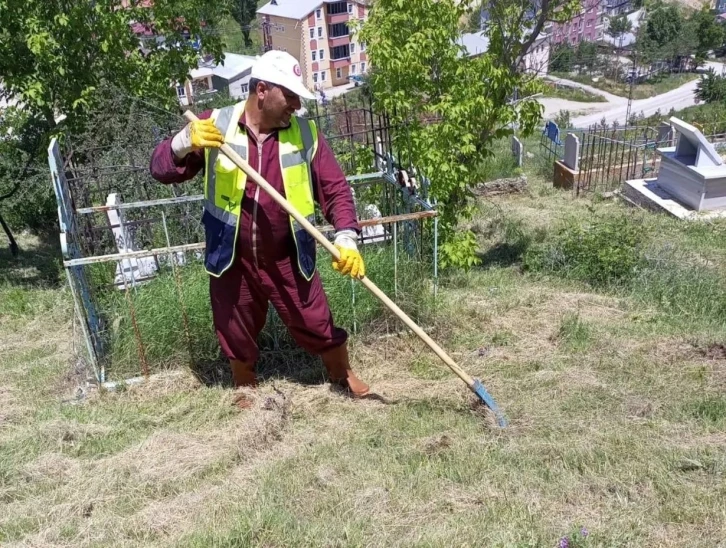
656 117 726 212
107 194 158 288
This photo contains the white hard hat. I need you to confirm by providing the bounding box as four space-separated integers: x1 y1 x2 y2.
251 50 315 100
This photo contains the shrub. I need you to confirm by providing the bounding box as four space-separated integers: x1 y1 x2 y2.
695 69 726 104
524 214 646 288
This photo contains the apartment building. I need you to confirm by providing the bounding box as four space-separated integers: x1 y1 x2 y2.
547 0 605 46
257 0 371 92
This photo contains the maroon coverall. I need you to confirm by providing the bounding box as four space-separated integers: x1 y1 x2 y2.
149 111 360 363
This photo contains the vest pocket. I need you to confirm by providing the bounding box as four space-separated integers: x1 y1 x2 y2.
214 157 238 211
201 209 221 270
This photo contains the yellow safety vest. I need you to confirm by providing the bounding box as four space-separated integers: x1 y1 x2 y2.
202 101 319 279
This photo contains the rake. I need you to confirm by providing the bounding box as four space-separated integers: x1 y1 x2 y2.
184 111 508 428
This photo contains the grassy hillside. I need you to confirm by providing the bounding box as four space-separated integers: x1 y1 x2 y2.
2 146 726 546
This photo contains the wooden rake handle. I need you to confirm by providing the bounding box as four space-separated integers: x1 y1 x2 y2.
183 111 477 389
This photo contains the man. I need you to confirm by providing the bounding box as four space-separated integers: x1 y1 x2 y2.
149 50 369 398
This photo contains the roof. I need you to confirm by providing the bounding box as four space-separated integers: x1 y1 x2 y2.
601 8 644 48
459 32 547 57
627 8 645 30
212 53 257 80
257 0 322 21
601 31 636 47
190 53 257 82
459 32 490 56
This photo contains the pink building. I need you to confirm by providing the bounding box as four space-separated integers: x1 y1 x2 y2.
547 0 605 45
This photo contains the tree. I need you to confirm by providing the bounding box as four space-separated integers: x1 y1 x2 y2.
690 6 725 67
0 0 228 131
637 2 687 63
357 0 578 268
230 0 258 48
0 108 57 232
696 68 726 104
550 43 576 73
607 14 632 42
574 40 599 75
606 14 632 79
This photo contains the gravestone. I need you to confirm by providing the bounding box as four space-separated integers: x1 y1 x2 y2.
656 117 726 212
106 194 158 288
511 136 523 167
544 121 561 144
564 133 580 172
360 204 387 244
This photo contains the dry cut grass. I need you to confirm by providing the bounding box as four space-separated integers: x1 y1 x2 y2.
2 195 726 548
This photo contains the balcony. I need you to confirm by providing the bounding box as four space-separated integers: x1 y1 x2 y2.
328 34 350 48
327 12 350 25
330 57 351 69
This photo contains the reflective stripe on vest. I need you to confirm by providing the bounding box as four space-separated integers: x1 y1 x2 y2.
279 114 318 280
202 101 319 279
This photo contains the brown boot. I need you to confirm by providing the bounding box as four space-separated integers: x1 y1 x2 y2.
230 359 257 388
321 344 370 398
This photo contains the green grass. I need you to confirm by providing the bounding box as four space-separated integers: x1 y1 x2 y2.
95 235 436 380
640 102 726 136
3 164 726 546
541 83 608 103
556 311 593 352
552 71 699 100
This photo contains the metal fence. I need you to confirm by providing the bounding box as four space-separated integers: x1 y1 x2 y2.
51 96 440 386
575 125 663 195
539 122 726 196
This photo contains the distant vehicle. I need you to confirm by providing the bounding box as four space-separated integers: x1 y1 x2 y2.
347 74 365 87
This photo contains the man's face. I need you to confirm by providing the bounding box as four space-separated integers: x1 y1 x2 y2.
257 82 301 126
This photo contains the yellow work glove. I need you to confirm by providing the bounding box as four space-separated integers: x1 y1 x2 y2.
171 119 224 159
332 230 365 278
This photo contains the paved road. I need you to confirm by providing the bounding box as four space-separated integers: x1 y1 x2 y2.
542 62 726 128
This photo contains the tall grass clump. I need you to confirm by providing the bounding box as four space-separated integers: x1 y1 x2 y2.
524 214 646 289
632 244 726 327
522 213 726 327
97 240 435 379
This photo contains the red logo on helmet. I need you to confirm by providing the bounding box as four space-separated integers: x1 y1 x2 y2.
293 64 301 76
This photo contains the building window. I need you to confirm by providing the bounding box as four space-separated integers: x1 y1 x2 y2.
241 84 249 94
316 8 322 19
360 62 366 72
313 72 319 83
317 26 323 38
351 64 357 74
312 50 317 61
176 85 187 98
348 2 353 13
328 22 349 38
319 49 325 60
328 1 348 15
309 28 314 39
331 44 350 60
321 71 327 81
350 42 356 54
336 67 342 79
361 41 366 51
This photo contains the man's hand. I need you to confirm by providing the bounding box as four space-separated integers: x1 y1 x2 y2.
332 230 365 278
171 119 225 159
